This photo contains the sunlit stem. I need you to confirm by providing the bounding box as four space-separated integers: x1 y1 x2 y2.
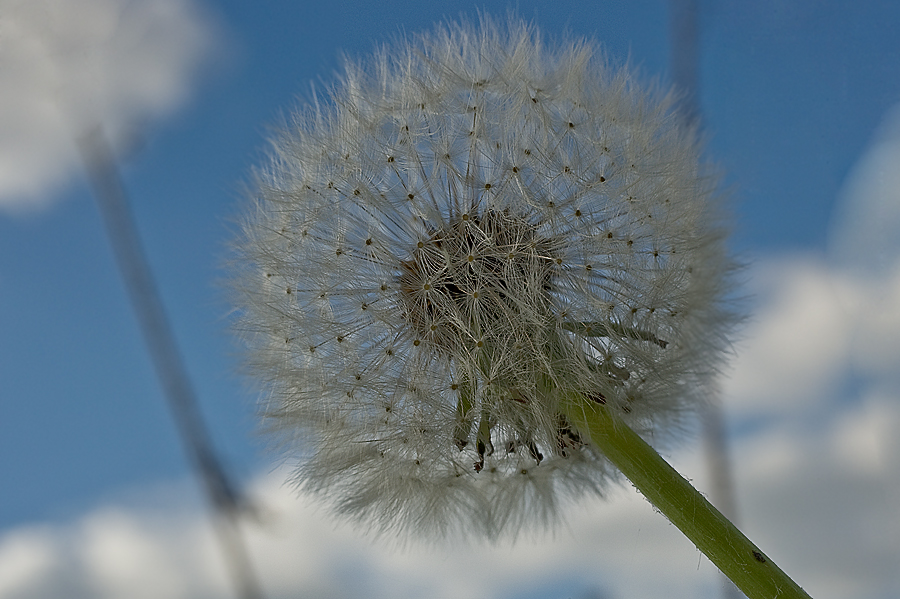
559 396 813 599
452 369 493 468
476 405 493 451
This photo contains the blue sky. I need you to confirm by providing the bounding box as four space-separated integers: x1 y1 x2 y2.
2 1 900 598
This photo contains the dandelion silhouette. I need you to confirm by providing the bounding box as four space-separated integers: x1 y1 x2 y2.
232 16 811 599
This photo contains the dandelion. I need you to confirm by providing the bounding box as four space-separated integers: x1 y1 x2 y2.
231 16 735 540
231 17 819 599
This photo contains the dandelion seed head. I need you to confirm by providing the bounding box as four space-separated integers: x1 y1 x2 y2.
231 15 736 540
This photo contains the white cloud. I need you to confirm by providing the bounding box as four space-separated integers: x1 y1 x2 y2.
722 255 855 418
731 393 900 599
722 256 900 424
1 373 897 599
715 255 900 598
0 0 216 212
711 120 900 593
721 102 900 423
0 528 59 597
830 103 900 278
78 507 223 599
2 254 900 598
829 102 900 381
0 465 724 599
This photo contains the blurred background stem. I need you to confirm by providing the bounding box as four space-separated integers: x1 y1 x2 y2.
78 126 264 599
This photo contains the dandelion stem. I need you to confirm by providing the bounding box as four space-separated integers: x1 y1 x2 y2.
560 399 812 599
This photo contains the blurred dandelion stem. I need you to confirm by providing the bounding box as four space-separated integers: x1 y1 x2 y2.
78 125 264 599
561 398 812 599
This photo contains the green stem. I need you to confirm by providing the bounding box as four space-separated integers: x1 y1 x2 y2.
560 399 812 599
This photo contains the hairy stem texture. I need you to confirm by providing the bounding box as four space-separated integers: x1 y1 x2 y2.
560 400 812 599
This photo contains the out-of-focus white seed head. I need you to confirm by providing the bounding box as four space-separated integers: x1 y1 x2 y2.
231 15 737 540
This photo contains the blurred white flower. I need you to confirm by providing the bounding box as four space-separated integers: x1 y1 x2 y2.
232 16 735 539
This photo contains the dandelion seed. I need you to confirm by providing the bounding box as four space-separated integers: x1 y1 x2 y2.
231 15 734 540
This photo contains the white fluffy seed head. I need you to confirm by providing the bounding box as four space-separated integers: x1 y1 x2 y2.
231 15 737 541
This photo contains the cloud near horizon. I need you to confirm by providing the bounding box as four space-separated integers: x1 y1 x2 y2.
0 0 216 213
1 250 899 599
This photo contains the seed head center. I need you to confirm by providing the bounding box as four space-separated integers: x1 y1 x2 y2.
399 210 554 352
